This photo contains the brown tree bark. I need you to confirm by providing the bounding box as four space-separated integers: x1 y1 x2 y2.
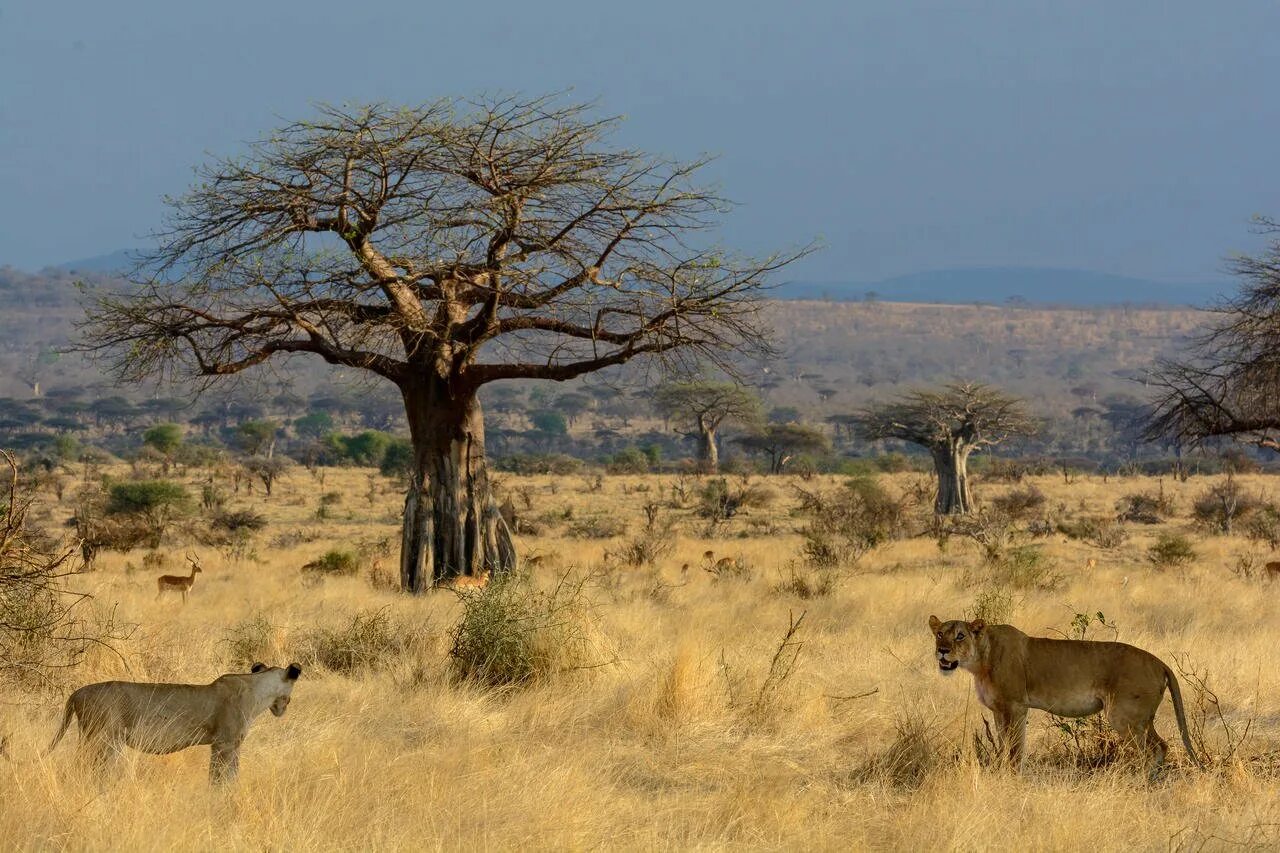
400 380 516 592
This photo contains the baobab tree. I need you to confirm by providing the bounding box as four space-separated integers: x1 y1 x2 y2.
1147 218 1280 453
654 380 762 470
854 383 1037 514
80 95 805 591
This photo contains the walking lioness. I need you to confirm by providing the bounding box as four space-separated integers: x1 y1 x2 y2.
929 616 1202 776
47 662 302 784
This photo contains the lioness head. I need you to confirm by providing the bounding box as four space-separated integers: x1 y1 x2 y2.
928 616 985 675
251 662 304 716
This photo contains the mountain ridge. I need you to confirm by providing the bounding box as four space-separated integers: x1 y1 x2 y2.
44 251 1231 307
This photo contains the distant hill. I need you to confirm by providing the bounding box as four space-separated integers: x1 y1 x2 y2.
778 267 1229 307
49 253 1230 307
54 249 142 275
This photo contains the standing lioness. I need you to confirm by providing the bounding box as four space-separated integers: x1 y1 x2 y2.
47 662 302 784
929 616 1202 776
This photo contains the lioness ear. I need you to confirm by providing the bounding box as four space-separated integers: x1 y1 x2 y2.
928 615 941 632
251 662 268 673
969 619 986 633
285 663 303 681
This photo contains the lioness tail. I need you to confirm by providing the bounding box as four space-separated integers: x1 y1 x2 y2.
45 695 76 756
1164 665 1205 770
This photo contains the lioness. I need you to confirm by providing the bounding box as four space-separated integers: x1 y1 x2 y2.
929 616 1202 776
47 662 302 784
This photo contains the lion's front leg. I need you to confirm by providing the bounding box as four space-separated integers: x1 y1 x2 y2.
994 705 1028 770
210 740 241 785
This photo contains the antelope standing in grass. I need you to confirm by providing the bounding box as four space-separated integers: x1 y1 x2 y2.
157 555 203 603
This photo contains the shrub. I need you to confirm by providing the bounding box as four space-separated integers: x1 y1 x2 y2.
448 574 605 686
105 479 191 547
1244 505 1280 550
304 608 407 673
614 505 676 568
1192 476 1261 535
379 438 414 479
968 584 1015 624
302 548 361 575
988 545 1062 591
1115 491 1172 524
1148 533 1197 569
214 509 268 533
566 515 626 539
224 613 280 669
796 478 907 567
991 485 1046 521
773 564 836 599
1057 516 1127 549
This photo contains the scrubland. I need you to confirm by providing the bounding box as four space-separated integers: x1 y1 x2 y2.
3 466 1280 851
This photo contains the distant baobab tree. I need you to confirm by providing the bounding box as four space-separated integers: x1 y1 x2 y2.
854 382 1038 514
1147 219 1280 453
80 95 808 591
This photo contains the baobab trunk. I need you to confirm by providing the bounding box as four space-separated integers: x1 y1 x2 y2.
931 444 974 515
400 381 516 592
697 423 720 472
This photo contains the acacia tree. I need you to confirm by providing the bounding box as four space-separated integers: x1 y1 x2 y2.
81 96 802 591
855 383 1037 515
653 380 762 470
734 422 829 474
1147 219 1280 452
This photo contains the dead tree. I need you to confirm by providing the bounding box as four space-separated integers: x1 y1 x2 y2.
1148 218 1280 453
854 383 1038 515
80 95 806 591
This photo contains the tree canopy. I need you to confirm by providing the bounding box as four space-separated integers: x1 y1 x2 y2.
1148 219 1280 451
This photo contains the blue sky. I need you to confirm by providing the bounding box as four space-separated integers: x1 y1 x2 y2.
1 1 1277 282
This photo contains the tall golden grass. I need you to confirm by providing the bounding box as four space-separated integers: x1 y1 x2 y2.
2 467 1278 850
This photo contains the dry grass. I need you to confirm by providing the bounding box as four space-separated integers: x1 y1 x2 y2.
3 466 1280 850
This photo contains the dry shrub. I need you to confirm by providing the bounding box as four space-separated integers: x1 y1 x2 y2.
1192 476 1263 535
615 504 677 568
1058 516 1127 549
1243 505 1280 551
772 563 837 599
448 572 608 687
303 608 412 674
991 484 1046 520
1172 655 1255 769
223 612 288 669
566 514 627 539
1115 490 1173 524
796 478 907 567
967 584 1015 624
1 451 125 688
862 707 945 788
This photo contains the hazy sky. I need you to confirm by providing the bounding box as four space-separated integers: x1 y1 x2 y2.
2 1 1277 282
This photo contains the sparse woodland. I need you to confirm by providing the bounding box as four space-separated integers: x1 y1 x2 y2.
2 453 1280 848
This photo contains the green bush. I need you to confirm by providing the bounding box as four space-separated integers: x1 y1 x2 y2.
1147 533 1197 569
106 480 190 516
303 548 361 575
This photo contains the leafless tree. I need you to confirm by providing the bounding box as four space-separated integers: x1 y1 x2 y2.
654 380 762 471
79 95 807 591
0 452 123 686
854 383 1038 515
1148 219 1280 453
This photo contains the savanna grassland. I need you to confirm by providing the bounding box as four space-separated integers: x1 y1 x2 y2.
4 465 1280 852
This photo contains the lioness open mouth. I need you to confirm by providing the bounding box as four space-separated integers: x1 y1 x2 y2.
939 659 959 672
